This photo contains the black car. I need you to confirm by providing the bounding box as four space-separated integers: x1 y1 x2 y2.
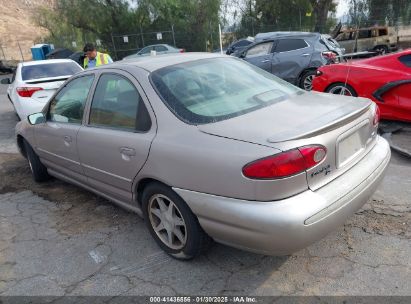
0 60 14 74
226 37 254 55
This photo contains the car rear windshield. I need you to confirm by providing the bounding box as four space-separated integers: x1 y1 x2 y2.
22 62 82 81
150 57 302 124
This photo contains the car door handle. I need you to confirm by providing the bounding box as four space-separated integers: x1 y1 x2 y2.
63 135 72 143
120 147 136 156
261 59 270 63
301 53 310 57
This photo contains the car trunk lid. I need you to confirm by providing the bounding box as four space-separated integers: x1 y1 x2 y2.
22 77 68 103
197 91 371 146
198 91 376 190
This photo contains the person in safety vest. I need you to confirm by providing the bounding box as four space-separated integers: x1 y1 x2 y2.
83 43 113 69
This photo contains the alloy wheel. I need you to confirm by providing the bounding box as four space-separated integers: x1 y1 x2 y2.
148 194 187 250
328 85 353 96
303 74 315 91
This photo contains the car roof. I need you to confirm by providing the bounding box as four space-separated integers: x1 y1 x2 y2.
254 32 320 43
142 44 174 48
21 59 77 67
112 52 226 72
256 31 320 39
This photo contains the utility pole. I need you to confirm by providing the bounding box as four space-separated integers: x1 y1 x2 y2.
0 44 5 60
17 41 24 61
110 33 118 60
140 25 145 47
171 24 176 47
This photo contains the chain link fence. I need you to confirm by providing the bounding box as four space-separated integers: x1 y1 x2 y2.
111 27 177 60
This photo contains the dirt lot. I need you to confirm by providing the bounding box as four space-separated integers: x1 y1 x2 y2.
0 75 410 297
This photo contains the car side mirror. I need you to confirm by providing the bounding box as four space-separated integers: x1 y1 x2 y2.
0 78 11 84
28 113 46 125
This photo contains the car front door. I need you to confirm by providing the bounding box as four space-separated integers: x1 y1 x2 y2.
77 71 155 203
34 74 95 181
271 38 312 84
243 41 275 73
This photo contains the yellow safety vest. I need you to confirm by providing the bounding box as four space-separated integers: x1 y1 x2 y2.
83 52 110 69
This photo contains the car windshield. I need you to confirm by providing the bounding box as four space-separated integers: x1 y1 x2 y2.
22 62 82 81
151 57 302 124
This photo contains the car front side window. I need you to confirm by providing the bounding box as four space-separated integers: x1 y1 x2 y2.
399 54 411 68
48 75 94 124
246 42 273 58
139 47 152 55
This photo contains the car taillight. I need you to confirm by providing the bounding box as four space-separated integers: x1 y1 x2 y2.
16 87 43 98
373 104 380 127
242 145 327 179
322 51 337 62
179 49 185 53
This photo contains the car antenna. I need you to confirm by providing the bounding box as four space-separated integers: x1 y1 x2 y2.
342 17 361 95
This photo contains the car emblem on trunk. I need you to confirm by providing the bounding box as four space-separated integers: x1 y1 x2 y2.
311 164 331 178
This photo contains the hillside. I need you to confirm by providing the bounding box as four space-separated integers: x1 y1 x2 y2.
0 0 52 61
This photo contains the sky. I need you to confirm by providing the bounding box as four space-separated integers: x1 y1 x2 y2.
336 0 350 18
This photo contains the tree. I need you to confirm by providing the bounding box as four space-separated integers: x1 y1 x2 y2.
347 0 411 27
309 0 337 32
33 0 222 56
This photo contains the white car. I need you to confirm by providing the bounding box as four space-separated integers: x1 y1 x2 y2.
2 59 82 120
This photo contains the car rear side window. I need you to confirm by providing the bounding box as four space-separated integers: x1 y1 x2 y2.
89 74 151 132
22 62 82 81
399 55 411 68
276 39 308 52
155 45 168 52
49 75 94 124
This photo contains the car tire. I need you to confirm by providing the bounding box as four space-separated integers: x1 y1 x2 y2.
142 182 212 260
374 45 388 55
24 140 50 182
326 83 358 97
299 70 317 91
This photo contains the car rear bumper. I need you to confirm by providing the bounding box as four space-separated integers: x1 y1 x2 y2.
174 136 390 255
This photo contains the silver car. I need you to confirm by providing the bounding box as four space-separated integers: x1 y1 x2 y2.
16 53 390 260
122 44 184 60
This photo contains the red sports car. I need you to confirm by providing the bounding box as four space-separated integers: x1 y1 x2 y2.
312 49 411 123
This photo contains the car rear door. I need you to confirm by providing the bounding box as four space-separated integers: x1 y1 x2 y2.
243 41 275 73
76 70 155 203
154 45 168 55
34 74 95 182
271 38 312 84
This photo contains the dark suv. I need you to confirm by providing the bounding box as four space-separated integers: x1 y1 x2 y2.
235 32 345 90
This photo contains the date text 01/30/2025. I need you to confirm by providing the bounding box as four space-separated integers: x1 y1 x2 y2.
149 296 258 303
